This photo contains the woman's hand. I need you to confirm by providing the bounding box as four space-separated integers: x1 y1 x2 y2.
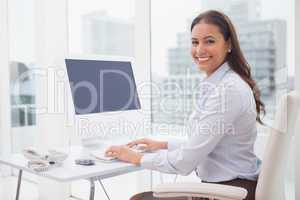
105 145 143 165
127 138 167 152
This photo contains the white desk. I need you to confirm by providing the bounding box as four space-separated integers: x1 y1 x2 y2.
0 147 142 200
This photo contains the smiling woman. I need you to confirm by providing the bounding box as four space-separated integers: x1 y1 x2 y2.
106 10 264 200
190 22 231 76
190 10 265 124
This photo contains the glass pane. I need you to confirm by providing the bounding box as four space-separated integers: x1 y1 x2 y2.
151 0 204 133
68 0 135 56
151 0 291 136
11 107 25 127
27 106 36 126
8 0 37 152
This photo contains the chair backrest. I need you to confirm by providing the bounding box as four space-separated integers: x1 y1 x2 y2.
256 91 300 200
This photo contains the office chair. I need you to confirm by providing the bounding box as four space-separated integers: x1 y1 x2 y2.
153 91 300 200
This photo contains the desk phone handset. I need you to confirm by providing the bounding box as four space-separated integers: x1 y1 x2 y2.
23 149 43 161
22 148 68 172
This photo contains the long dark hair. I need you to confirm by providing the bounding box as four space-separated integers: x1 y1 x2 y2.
191 10 265 124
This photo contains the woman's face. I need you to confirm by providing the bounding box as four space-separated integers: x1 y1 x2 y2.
190 22 231 76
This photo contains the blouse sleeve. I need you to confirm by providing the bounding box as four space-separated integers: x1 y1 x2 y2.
141 84 243 175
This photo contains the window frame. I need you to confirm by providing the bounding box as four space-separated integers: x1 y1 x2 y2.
0 0 12 156
295 0 299 199
0 0 12 175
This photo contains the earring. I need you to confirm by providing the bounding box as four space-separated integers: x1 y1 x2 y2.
228 49 232 53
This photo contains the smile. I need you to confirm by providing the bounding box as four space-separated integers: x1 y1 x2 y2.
197 56 210 62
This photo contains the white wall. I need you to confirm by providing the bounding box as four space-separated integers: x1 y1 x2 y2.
295 0 300 90
295 0 300 199
134 0 152 192
34 0 70 151
34 0 70 199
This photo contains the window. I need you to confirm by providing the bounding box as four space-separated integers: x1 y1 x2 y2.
151 0 203 131
8 0 37 153
150 0 292 144
68 0 135 56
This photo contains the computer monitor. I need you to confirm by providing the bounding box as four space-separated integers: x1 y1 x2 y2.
65 58 141 115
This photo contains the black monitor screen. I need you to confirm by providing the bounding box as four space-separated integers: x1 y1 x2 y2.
65 59 141 114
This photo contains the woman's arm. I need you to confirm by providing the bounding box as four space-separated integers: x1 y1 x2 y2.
140 84 243 175
127 138 168 151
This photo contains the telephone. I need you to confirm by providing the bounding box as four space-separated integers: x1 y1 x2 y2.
22 148 68 172
22 148 45 161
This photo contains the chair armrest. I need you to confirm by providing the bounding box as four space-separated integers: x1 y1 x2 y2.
153 182 247 200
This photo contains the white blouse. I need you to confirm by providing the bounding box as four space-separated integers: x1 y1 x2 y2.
141 62 261 182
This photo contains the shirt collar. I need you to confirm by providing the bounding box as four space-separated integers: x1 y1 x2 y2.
203 62 231 85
